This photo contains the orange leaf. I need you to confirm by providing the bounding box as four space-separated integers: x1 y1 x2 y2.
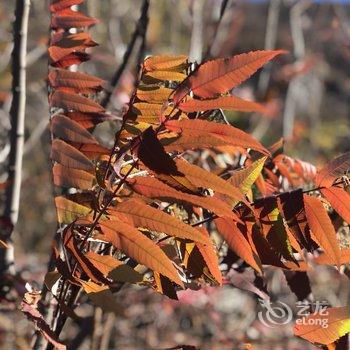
214 218 262 274
109 199 209 244
62 226 106 283
84 251 122 276
175 158 246 203
128 102 175 123
178 95 268 114
173 50 285 103
195 227 222 285
129 176 239 221
314 249 350 266
136 86 173 103
303 195 341 267
164 119 269 155
315 151 350 187
321 187 350 224
294 306 350 345
50 91 104 113
84 251 144 283
99 220 184 287
51 115 98 144
144 71 187 82
143 55 188 72
53 164 94 189
51 139 94 172
79 280 123 315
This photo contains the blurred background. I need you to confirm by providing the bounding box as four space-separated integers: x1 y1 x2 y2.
0 0 349 349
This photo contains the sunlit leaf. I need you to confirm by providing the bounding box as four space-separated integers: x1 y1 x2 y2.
178 95 267 114
129 176 240 220
79 280 122 314
55 196 91 224
215 217 262 274
321 187 350 224
99 220 184 287
294 306 350 345
109 199 208 244
164 119 269 155
315 151 350 187
173 50 285 103
303 195 341 267
143 55 188 72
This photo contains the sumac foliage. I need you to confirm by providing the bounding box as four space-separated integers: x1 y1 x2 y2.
27 0 350 348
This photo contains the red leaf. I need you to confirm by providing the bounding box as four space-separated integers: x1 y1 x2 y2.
50 91 104 113
21 293 66 350
173 50 285 103
50 52 91 68
50 0 84 12
49 32 97 63
51 9 98 29
49 69 104 92
51 115 98 144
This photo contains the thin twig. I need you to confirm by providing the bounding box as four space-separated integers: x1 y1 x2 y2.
203 0 230 60
100 0 149 108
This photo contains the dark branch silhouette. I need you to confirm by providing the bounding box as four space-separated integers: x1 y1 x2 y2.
100 0 149 108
